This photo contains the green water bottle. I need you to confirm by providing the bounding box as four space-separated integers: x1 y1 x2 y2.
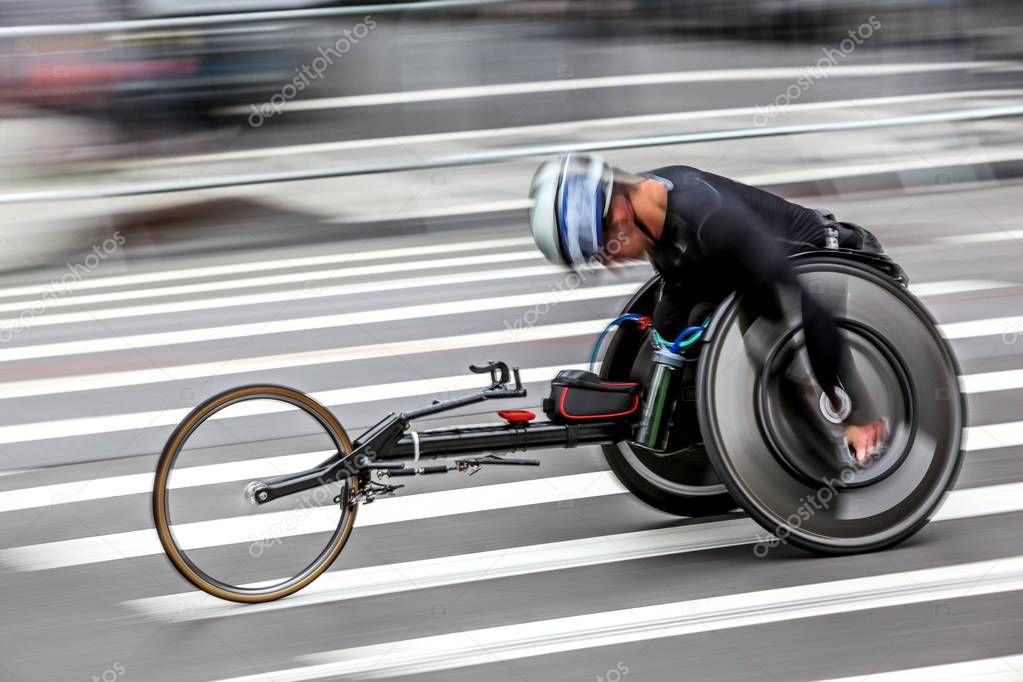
635 346 687 452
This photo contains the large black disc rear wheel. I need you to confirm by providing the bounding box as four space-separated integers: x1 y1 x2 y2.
697 258 965 554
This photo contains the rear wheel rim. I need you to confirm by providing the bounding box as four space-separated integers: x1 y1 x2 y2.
756 319 916 489
615 440 727 496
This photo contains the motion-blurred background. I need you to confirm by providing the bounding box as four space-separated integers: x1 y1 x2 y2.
0 0 1021 265
1 2 1023 681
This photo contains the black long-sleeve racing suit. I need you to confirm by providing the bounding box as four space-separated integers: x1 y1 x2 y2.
643 165 874 416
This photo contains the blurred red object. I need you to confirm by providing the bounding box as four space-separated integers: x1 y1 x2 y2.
17 58 199 107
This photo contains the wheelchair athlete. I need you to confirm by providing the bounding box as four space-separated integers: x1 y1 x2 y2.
528 153 887 465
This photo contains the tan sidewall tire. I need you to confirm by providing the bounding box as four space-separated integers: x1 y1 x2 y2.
153 385 359 603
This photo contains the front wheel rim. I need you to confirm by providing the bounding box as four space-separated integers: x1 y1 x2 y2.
153 385 359 603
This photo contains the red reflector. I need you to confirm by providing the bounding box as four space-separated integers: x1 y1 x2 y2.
498 409 535 423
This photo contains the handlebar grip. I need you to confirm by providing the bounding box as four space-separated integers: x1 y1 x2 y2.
469 361 510 385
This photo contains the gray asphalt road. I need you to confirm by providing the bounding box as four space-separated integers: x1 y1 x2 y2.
0 179 1021 681
1 14 1022 681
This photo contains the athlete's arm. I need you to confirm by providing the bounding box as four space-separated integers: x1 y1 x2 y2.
689 201 844 398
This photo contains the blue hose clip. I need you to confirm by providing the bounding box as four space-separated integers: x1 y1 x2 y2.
588 314 648 372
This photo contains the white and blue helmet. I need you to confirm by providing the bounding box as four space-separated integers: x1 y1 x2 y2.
529 153 614 268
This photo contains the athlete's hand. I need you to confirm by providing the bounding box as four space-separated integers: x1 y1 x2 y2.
845 419 887 466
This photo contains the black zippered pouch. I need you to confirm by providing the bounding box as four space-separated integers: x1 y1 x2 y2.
542 370 640 423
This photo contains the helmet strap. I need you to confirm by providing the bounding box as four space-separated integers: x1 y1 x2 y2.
634 216 658 248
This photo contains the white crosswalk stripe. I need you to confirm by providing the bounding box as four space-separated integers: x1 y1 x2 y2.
0 450 335 513
0 320 606 400
0 358 1018 447
0 471 625 570
816 655 1023 681
0 263 581 329
0 358 1018 512
0 282 638 362
0 250 545 314
1 422 1020 570
0 276 1008 399
121 481 1023 622
0 363 583 445
943 314 1023 340
207 555 1023 681
937 229 1023 245
0 237 535 298
2 222 1023 682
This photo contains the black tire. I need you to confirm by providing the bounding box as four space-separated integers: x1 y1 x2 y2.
153 384 359 603
599 278 736 518
697 258 966 555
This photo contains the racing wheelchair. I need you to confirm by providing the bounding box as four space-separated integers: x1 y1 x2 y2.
153 246 965 602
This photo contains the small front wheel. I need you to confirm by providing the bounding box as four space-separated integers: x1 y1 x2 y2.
153 385 359 603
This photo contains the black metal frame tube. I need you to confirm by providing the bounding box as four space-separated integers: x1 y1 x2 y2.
257 365 621 503
259 461 342 502
258 419 624 502
381 420 625 460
